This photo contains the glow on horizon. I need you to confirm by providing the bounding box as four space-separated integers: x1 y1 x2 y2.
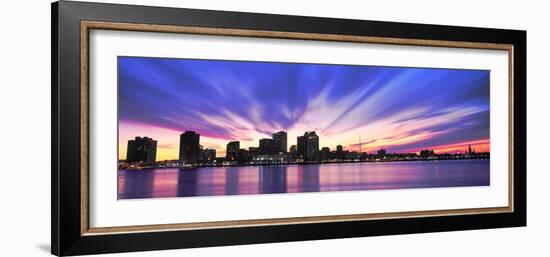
118 57 490 161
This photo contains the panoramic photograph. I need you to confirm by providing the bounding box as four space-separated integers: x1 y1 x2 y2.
117 56 490 200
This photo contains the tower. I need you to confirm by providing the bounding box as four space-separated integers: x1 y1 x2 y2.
297 131 319 161
226 141 240 161
126 136 157 164
179 131 200 164
272 131 288 153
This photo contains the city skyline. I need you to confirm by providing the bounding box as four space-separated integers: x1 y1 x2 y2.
123 128 486 164
118 57 490 161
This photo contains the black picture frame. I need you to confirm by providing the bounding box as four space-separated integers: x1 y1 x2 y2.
52 1 526 256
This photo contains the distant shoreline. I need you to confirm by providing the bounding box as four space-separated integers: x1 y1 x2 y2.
119 157 490 171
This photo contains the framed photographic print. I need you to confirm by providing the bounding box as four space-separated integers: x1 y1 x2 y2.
51 1 526 256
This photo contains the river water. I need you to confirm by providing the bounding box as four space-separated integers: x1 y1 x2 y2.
118 159 489 199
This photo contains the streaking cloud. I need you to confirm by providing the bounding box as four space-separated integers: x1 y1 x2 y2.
118 57 490 160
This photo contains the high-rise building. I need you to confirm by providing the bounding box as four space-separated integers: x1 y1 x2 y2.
226 141 240 161
272 131 287 153
179 131 200 164
198 144 205 161
259 138 275 155
334 145 344 160
126 136 157 163
203 148 216 162
237 149 250 163
320 147 331 161
297 136 306 159
305 131 319 161
297 131 319 161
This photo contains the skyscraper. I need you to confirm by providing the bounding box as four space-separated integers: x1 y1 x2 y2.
259 138 275 155
335 145 344 159
203 148 216 162
297 131 319 161
179 131 200 164
226 141 240 161
126 136 157 163
297 136 306 159
272 131 287 153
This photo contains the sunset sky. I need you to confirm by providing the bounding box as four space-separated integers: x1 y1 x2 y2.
118 57 490 161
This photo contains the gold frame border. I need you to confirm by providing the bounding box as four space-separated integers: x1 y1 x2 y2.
80 20 514 236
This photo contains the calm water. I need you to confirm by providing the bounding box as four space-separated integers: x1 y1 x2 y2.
118 160 489 199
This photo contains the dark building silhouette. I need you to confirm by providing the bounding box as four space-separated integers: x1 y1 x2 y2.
297 131 319 161
126 136 157 163
237 149 250 163
198 145 205 161
179 131 200 164
377 149 387 159
465 144 475 156
320 147 331 161
420 149 435 158
297 136 306 159
335 145 344 159
346 151 360 160
203 148 216 162
297 137 305 155
272 131 288 153
226 141 240 161
249 147 260 159
259 138 275 155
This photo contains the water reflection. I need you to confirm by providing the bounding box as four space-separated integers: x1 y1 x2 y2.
259 166 287 194
177 168 198 197
118 169 154 199
118 160 490 199
225 167 240 195
298 165 320 193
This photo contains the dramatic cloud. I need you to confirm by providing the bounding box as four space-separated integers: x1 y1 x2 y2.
118 57 490 160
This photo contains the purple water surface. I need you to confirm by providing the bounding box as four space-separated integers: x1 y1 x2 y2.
118 160 489 199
